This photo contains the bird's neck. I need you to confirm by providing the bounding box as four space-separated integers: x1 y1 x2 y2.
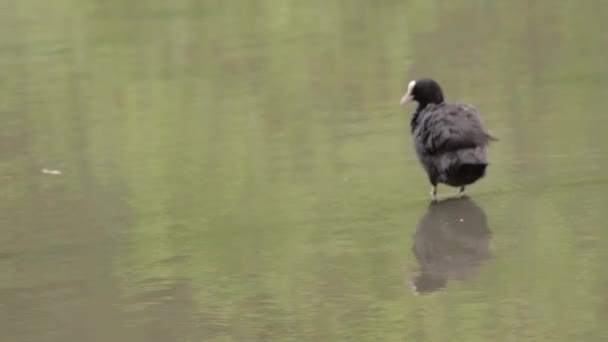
410 112 420 132
416 103 428 113
411 102 443 132
416 99 443 113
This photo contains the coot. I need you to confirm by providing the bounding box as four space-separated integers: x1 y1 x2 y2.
401 79 496 200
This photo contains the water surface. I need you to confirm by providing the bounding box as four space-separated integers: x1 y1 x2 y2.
1 1 608 341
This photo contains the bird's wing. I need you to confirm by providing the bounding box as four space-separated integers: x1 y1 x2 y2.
420 104 494 154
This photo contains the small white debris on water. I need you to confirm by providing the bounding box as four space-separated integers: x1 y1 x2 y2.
41 168 62 175
459 218 464 222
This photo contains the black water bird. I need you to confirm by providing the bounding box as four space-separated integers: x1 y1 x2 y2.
401 79 496 200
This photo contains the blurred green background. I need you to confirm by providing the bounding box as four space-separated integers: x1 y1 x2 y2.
1 1 608 341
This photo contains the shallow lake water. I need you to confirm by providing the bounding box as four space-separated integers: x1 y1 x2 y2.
1 1 608 341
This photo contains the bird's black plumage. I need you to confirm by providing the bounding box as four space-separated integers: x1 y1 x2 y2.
401 79 496 199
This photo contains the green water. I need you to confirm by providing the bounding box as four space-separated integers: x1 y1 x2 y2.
1 1 608 341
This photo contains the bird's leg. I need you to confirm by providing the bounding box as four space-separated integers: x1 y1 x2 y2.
428 174 438 201
430 185 437 201
458 186 466 197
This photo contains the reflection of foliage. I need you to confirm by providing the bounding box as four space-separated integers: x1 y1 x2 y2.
0 0 608 340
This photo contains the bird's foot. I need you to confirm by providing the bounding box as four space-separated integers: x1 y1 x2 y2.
458 186 466 197
430 186 437 201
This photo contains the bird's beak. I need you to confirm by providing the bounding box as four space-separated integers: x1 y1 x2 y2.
400 93 413 106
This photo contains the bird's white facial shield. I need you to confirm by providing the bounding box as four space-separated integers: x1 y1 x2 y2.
400 80 416 106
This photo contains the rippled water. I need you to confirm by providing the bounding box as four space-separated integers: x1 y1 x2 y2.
1 1 608 341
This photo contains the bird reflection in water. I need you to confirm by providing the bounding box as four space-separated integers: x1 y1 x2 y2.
410 196 492 294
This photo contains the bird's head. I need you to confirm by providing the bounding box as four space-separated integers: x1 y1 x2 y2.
400 78 445 109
